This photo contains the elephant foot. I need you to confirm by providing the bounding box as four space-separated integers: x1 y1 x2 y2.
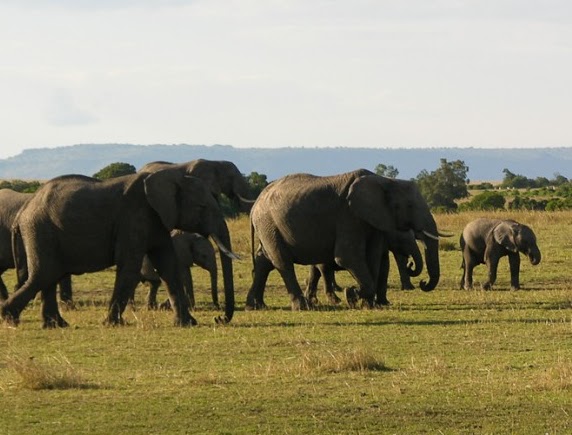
104 315 125 327
244 300 268 311
214 314 230 325
159 299 172 311
345 287 359 309
401 283 415 291
375 298 391 308
326 292 342 305
291 296 309 311
174 313 198 327
482 282 492 291
1 304 21 327
510 285 520 291
43 315 69 329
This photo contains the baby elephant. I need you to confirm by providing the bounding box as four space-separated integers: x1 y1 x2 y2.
460 218 541 291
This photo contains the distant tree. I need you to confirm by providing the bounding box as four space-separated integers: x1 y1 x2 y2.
552 173 569 186
416 159 470 211
93 162 136 180
245 171 268 198
459 191 505 211
0 179 42 193
374 163 399 179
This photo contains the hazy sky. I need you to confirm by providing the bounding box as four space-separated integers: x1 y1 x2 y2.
1 0 571 159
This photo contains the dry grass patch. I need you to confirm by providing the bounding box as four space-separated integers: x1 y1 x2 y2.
296 347 390 375
2 351 92 391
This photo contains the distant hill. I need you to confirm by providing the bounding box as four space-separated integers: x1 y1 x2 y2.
1 143 571 182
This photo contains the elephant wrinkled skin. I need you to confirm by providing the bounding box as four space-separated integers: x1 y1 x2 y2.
245 169 440 310
460 218 541 291
1 169 236 328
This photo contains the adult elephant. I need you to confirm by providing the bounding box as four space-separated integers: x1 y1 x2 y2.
1 168 236 328
245 169 440 310
139 159 256 213
140 230 219 310
305 229 424 306
460 218 541 290
0 189 73 304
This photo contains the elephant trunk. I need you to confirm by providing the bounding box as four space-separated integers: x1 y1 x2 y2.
419 221 440 292
528 246 541 265
406 240 423 277
210 227 236 324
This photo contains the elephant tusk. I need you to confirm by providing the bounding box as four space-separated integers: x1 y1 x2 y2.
211 234 241 260
237 193 256 204
422 230 440 241
438 230 454 238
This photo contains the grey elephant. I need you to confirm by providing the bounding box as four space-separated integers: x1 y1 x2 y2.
460 218 541 291
0 189 73 304
1 168 237 328
305 229 424 306
245 169 440 310
139 159 256 213
140 230 218 310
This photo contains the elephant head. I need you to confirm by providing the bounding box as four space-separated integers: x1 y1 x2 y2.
493 220 541 265
144 169 236 323
140 159 255 213
347 173 440 292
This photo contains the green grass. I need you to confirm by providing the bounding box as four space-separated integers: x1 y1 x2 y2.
1 211 572 434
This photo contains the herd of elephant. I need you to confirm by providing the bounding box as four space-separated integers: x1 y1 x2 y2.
0 159 542 329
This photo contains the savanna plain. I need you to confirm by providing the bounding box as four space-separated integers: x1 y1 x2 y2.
1 210 572 434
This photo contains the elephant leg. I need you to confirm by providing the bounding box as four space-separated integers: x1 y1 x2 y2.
58 275 74 309
462 252 477 290
304 265 321 305
321 265 341 305
395 253 415 290
209 266 219 309
106 268 141 326
148 251 196 327
508 253 521 290
337 260 376 308
483 256 500 291
276 265 308 311
245 250 274 310
145 278 161 310
181 266 195 310
0 274 9 302
41 284 69 329
375 251 391 306
0 277 43 326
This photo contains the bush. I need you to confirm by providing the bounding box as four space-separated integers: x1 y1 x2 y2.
459 191 505 211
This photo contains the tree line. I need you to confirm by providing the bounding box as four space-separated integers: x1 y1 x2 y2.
2 160 571 214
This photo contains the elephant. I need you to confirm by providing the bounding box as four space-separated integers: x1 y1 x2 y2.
460 218 541 291
139 159 256 213
139 230 218 310
0 189 73 304
245 169 440 311
304 229 424 306
0 168 237 328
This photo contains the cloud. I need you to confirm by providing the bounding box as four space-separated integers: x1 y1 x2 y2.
45 89 98 127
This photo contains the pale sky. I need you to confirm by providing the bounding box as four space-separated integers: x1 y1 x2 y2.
1 0 571 159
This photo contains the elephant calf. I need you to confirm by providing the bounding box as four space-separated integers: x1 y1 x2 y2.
460 218 541 291
140 230 218 310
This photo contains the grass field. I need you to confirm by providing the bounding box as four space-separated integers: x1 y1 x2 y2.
1 210 572 434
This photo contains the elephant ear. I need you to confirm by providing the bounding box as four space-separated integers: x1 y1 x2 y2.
346 175 395 232
144 169 184 231
493 221 518 253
